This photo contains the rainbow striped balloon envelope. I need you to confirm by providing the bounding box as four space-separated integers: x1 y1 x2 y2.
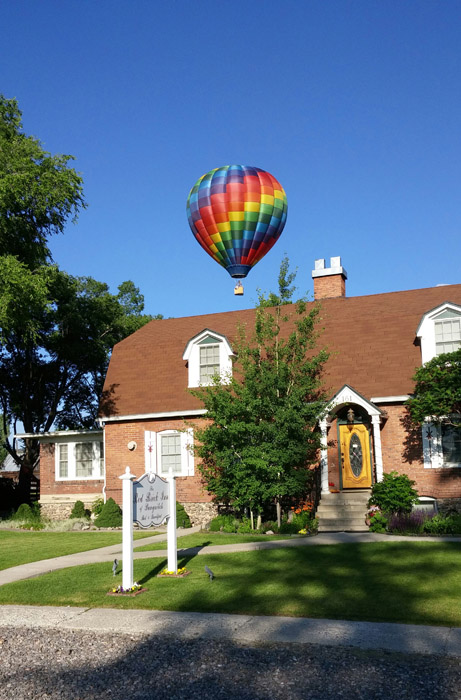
186 165 287 279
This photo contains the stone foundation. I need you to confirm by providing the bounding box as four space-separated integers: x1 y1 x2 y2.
182 502 218 527
40 494 101 520
436 498 461 516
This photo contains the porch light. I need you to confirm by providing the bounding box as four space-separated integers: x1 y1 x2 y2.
347 408 355 424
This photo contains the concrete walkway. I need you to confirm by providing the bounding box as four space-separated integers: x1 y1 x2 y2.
2 530 461 658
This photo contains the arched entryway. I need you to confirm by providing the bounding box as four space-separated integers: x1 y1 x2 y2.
318 385 384 495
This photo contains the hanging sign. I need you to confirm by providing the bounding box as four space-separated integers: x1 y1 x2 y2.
133 473 169 528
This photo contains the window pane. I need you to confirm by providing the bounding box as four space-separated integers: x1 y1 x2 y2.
76 443 93 477
200 344 220 383
160 434 182 474
59 444 68 478
436 320 461 355
99 442 104 476
442 425 461 466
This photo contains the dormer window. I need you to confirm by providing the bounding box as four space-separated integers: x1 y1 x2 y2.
183 329 234 388
434 309 461 355
416 302 461 364
199 341 221 384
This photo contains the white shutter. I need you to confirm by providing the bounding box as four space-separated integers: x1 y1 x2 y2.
144 431 157 474
422 422 443 469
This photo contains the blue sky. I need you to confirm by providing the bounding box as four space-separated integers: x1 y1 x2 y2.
2 0 460 318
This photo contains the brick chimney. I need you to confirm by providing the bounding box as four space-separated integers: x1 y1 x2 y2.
312 256 347 300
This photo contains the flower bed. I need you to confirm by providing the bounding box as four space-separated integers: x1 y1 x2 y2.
157 566 190 578
107 582 147 597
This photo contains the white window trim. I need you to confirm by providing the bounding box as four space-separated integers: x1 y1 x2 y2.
183 329 234 388
54 437 104 481
144 429 194 477
416 302 461 364
422 419 461 469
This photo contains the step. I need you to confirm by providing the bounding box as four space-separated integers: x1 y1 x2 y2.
318 522 369 532
317 503 368 514
320 493 370 505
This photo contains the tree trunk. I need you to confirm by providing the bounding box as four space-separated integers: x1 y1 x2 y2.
250 509 254 531
276 499 282 529
256 514 261 530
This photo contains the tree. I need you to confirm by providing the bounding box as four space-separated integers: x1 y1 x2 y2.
407 349 461 428
0 264 155 502
0 96 85 268
192 258 328 528
0 96 159 503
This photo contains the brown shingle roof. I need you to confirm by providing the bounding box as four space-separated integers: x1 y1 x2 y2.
100 284 461 418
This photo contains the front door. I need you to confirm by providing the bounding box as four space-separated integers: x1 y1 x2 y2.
339 423 372 488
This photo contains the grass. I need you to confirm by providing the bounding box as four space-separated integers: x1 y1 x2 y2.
134 531 292 551
1 541 461 627
0 530 157 570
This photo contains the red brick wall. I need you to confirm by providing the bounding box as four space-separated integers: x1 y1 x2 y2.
380 404 461 499
314 274 346 300
40 442 103 497
104 418 213 507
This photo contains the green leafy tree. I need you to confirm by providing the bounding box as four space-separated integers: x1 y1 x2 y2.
0 95 85 267
192 258 328 528
0 96 159 503
407 349 461 428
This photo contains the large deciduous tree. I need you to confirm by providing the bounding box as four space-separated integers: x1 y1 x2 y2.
192 259 328 528
0 96 158 503
407 349 461 428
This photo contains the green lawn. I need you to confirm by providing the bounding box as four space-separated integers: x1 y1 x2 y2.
0 530 157 570
134 531 292 551
1 542 461 627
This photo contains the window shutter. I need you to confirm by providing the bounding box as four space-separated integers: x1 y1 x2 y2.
422 422 443 469
145 431 157 474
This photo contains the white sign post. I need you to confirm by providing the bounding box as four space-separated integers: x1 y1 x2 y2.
119 466 136 590
167 469 177 573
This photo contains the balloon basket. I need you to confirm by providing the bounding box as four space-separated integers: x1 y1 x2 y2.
234 282 244 296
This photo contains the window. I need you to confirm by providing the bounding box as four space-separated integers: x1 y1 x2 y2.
55 440 104 480
434 311 461 355
417 303 461 364
199 344 220 383
58 444 68 478
422 420 461 469
144 429 194 476
183 328 234 388
441 423 461 466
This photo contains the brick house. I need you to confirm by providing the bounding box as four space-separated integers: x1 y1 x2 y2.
32 257 461 526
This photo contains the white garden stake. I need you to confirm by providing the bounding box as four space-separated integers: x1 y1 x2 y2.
120 466 136 590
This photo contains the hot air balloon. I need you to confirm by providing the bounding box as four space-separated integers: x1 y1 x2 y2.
186 165 287 282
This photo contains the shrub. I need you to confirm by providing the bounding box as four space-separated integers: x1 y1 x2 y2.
279 521 299 534
387 511 429 534
91 497 104 517
69 500 89 520
369 512 388 533
209 514 238 532
12 502 40 522
237 517 257 534
261 520 279 533
368 471 419 515
94 498 122 528
422 514 461 535
176 501 191 528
